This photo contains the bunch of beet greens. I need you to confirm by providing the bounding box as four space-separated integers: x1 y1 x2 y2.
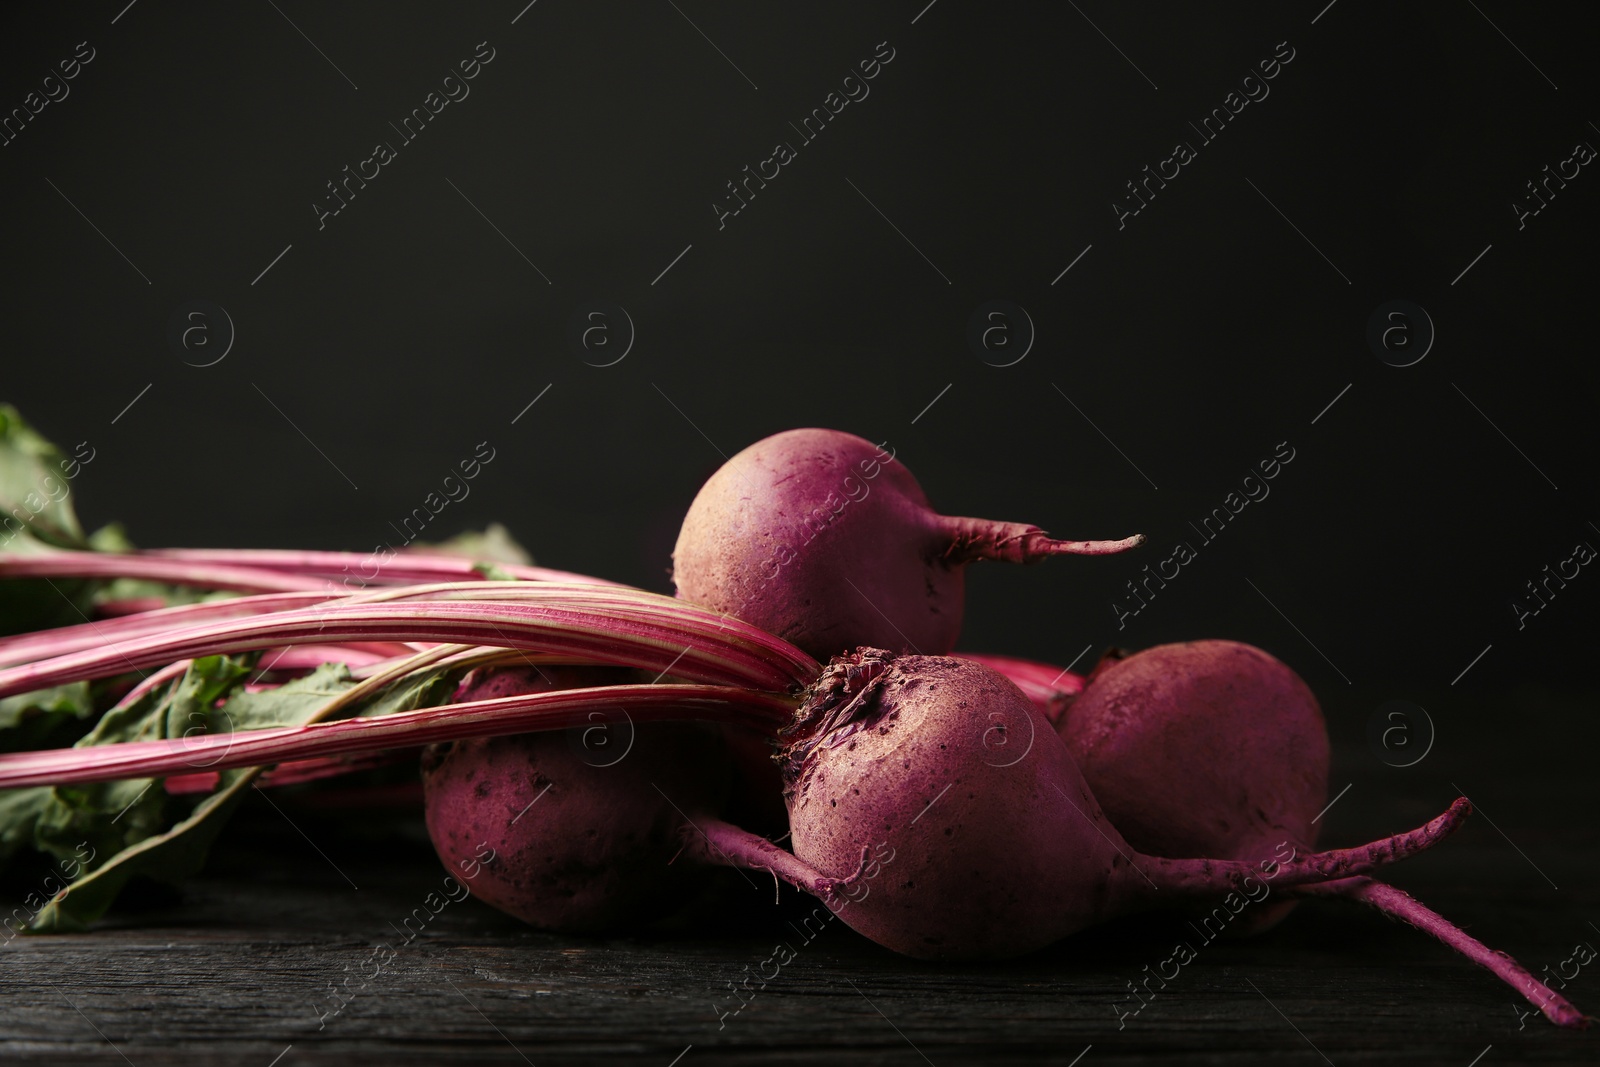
0 408 1585 1028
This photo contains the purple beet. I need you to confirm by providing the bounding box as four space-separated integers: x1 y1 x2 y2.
1060 640 1588 1028
671 429 1143 660
422 666 853 931
776 650 1468 961
1062 640 1326 934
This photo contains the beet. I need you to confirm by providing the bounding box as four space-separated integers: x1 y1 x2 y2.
777 650 1468 961
672 429 1143 660
421 666 854 931
422 722 728 930
1060 640 1588 1028
1061 640 1325 934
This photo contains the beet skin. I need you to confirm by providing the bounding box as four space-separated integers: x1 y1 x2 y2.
1060 639 1327 932
422 722 728 932
777 651 1462 961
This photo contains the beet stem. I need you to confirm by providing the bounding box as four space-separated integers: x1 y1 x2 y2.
0 595 820 699
0 551 331 593
0 591 335 669
1300 877 1590 1029
141 547 620 587
0 579 782 672
0 684 797 788
164 750 412 796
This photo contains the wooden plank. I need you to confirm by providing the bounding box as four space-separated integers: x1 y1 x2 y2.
3 771 1595 1066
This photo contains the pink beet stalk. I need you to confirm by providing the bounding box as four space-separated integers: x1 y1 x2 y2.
1296 878 1589 1029
144 547 622 588
0 550 329 593
94 598 171 617
112 659 193 708
0 592 822 698
0 591 337 668
0 580 668 670
0 683 797 789
164 750 412 795
248 643 414 671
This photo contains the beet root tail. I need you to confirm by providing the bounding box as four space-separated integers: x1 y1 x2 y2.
1295 877 1589 1029
941 517 1147 565
1022 532 1148 558
1132 797 1472 899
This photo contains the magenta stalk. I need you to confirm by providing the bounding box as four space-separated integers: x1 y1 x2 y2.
247 643 416 671
0 683 797 789
0 580 685 669
143 547 622 587
0 592 335 668
0 551 332 593
0 595 822 698
163 750 412 796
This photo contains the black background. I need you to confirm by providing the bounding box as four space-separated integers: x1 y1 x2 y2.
2 1 1596 693
2 2 1597 1063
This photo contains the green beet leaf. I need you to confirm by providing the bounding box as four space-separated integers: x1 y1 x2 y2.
19 657 460 931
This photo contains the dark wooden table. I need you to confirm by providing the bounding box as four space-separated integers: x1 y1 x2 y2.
4 690 1595 1066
